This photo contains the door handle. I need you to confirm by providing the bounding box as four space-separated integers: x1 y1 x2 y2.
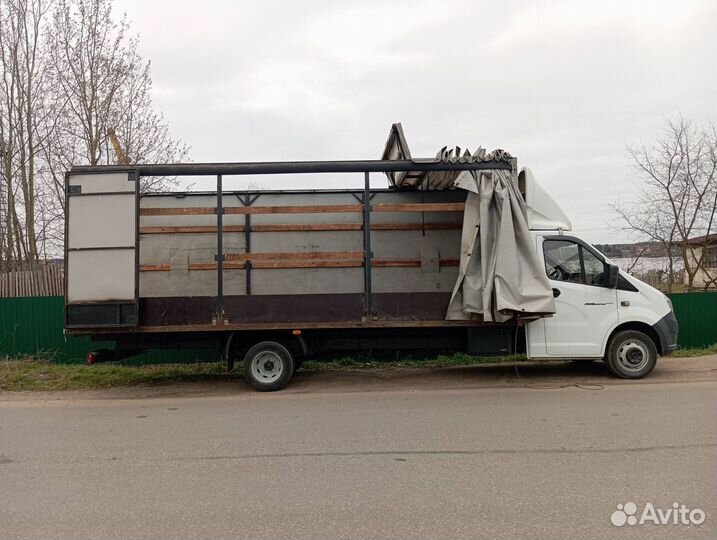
552 288 561 298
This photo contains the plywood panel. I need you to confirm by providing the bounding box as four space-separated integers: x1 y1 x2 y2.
250 267 365 295
251 230 363 254
68 172 135 194
67 249 135 302
69 194 135 248
371 266 459 293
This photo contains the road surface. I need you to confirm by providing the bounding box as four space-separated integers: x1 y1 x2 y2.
1 358 716 539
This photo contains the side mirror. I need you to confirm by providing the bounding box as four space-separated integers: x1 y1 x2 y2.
606 263 619 289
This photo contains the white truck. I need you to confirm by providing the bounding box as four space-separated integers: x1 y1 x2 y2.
64 124 677 390
518 168 677 375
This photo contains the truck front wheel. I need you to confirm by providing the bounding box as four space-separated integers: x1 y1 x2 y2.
605 330 657 379
243 341 295 391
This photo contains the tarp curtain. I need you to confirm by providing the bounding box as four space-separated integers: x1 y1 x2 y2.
446 169 556 322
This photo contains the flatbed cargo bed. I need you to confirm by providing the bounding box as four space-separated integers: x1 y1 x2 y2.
65 159 516 336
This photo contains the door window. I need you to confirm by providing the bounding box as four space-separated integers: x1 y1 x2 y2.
582 249 607 286
543 239 607 287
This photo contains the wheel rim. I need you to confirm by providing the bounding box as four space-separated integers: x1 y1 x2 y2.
251 351 284 383
616 340 649 372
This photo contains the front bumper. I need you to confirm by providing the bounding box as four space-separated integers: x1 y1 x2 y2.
653 311 679 355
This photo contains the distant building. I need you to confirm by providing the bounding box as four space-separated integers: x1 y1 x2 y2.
684 233 717 289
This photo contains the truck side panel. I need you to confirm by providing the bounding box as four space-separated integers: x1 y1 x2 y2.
136 189 465 327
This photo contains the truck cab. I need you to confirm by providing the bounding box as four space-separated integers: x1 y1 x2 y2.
520 168 678 378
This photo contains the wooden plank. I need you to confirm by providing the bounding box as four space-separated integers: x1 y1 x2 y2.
140 225 245 234
252 223 362 232
371 222 462 231
140 258 459 272
189 262 216 271
247 260 363 269
373 259 459 267
140 207 216 216
140 261 362 271
224 251 364 261
373 259 419 268
139 264 170 272
224 204 363 215
372 203 465 213
139 222 461 235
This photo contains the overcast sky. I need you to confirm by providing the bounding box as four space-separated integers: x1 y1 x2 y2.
116 0 716 243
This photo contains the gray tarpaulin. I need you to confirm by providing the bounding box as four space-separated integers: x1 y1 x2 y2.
381 122 556 322
446 168 556 322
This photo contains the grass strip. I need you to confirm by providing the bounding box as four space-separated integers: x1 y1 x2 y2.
1 346 713 391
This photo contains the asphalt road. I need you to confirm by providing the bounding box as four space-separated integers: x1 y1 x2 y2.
1 360 716 539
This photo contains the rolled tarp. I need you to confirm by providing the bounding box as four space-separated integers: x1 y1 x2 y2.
446 168 556 322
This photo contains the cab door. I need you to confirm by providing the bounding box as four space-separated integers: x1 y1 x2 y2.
541 237 618 356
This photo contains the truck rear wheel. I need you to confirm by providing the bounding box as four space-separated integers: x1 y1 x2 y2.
605 330 657 379
243 341 295 391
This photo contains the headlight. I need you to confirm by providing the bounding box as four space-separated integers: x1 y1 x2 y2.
663 294 673 312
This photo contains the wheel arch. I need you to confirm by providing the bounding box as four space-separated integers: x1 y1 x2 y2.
223 331 307 371
604 321 662 356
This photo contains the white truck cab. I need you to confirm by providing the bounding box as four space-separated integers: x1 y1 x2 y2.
520 168 678 378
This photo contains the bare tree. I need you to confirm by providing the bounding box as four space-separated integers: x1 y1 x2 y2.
47 0 187 188
48 0 129 166
0 0 54 264
624 245 650 274
612 117 717 291
30 0 188 256
110 59 189 192
1 0 188 262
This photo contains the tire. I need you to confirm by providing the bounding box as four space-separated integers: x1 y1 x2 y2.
243 341 295 391
605 330 657 379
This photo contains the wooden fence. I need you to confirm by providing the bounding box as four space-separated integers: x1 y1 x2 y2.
0 263 64 298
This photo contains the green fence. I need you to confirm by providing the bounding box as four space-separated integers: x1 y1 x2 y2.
667 292 717 349
0 293 715 363
0 296 217 364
